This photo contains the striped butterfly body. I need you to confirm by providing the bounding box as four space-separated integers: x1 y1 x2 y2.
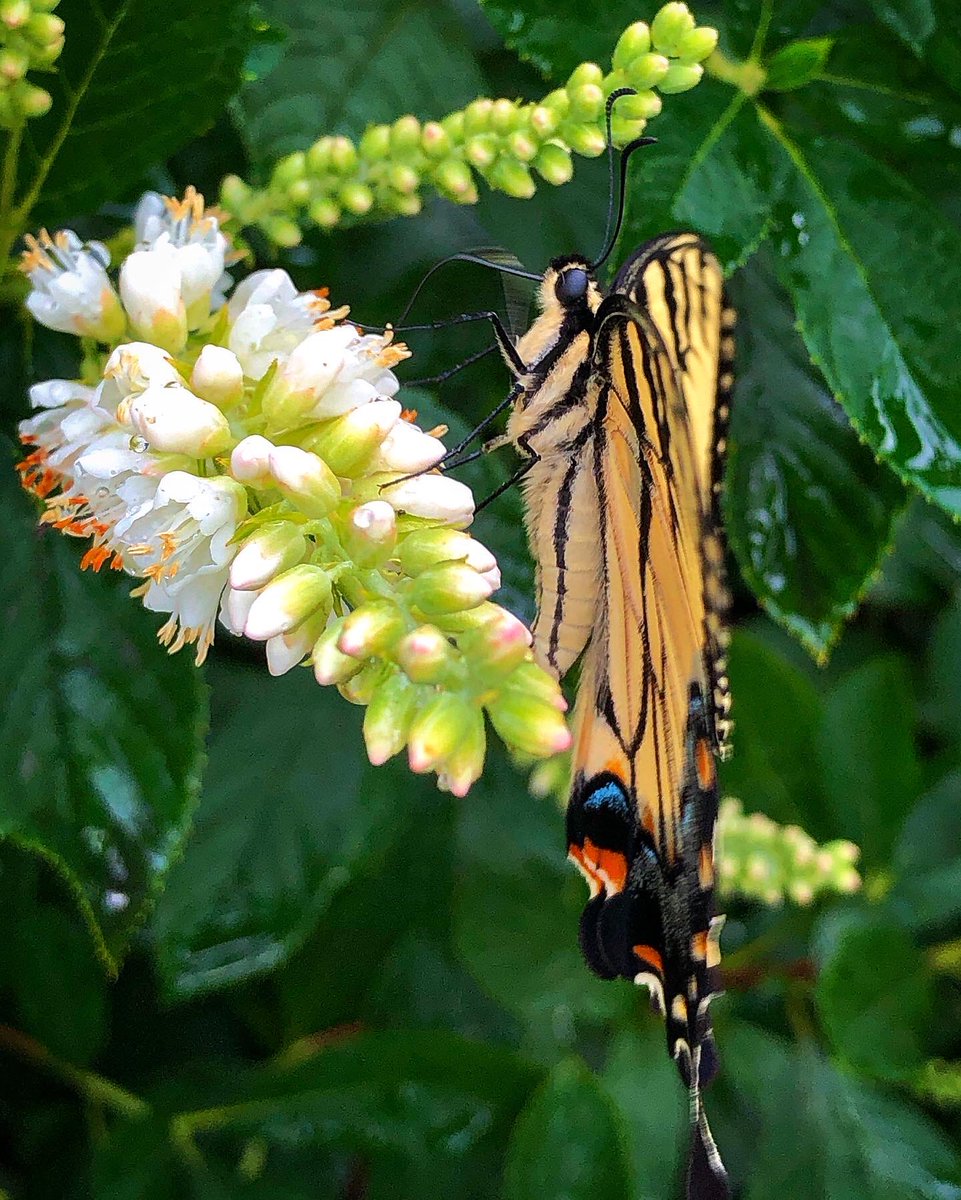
501 232 735 1199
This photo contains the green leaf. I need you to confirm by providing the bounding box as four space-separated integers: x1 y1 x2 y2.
745 1047 961 1200
18 0 253 225
816 657 921 864
765 37 833 90
757 107 961 517
726 251 904 661
0 448 206 971
619 79 774 274
814 908 935 1082
601 1024 685 1200
0 844 107 1063
504 1058 632 1200
151 658 413 997
871 498 961 611
868 0 935 54
235 0 486 168
892 770 961 933
921 592 961 744
479 0 643 79
720 628 825 828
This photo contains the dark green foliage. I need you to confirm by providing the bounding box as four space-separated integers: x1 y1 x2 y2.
3 1 961 1198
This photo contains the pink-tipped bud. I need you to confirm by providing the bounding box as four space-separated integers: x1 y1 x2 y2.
438 708 486 797
363 669 420 764
312 620 363 686
230 434 276 486
410 561 494 615
395 624 455 684
265 607 329 676
337 600 404 659
487 691 572 758
343 500 397 566
382 473 474 525
397 527 496 577
504 659 569 710
229 521 307 591
339 660 384 706
407 693 474 774
268 445 341 517
244 563 332 641
460 608 532 680
374 420 445 473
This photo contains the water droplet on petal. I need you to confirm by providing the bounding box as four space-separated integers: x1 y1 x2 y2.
96 486 110 498
129 434 148 452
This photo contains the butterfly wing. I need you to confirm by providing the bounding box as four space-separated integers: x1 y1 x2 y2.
565 234 732 1198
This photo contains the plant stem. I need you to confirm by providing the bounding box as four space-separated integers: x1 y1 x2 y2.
0 124 24 274
0 1023 149 1120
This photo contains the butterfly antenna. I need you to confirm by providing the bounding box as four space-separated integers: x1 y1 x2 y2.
591 88 657 273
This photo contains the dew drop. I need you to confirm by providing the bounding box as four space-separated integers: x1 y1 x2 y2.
96 486 110 498
129 434 148 452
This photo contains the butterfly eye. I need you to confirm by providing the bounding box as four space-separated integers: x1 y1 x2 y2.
555 267 589 303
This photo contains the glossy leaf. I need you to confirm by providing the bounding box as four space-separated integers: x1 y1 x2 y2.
235 0 485 167
757 108 961 517
619 79 774 274
726 252 904 660
0 451 206 971
868 0 935 54
892 770 961 933
816 657 920 864
479 0 646 79
814 908 935 1082
765 37 833 91
746 1047 961 1200
504 1058 632 1200
151 659 408 997
19 0 252 225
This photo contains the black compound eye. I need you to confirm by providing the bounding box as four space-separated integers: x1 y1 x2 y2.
555 267 589 303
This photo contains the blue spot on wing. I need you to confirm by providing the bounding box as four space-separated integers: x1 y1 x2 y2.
584 780 631 817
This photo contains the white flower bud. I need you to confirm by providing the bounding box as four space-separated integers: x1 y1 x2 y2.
383 474 474 525
261 326 355 429
343 500 397 565
244 563 333 641
373 419 445 473
119 249 188 353
229 521 307 590
268 445 341 517
302 399 401 476
191 345 244 409
220 586 257 635
118 382 232 457
265 607 330 676
230 434 275 485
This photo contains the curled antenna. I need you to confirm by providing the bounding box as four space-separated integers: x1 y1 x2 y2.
590 88 657 273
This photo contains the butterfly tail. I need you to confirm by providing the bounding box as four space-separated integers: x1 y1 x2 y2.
686 1070 729 1200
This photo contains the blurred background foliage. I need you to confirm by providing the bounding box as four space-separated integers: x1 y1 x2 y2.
3 0 961 1197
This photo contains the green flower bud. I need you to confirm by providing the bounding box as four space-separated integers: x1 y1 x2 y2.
339 661 385 706
286 179 311 205
17 81 49 116
363 668 420 763
567 82 605 122
658 61 704 94
268 445 341 517
245 564 333 641
433 157 475 200
340 181 374 215
529 104 560 137
534 141 573 186
220 174 251 212
0 48 27 80
343 500 397 567
302 399 397 475
308 198 341 230
459 609 531 682
329 135 357 173
313 621 363 686
502 659 568 711
388 163 419 194
274 151 306 189
26 11 63 43
407 692 475 773
487 691 572 758
610 115 649 145
396 624 456 684
264 215 303 248
0 0 29 29
438 708 486 796
567 61 604 89
338 600 405 659
626 52 671 90
421 121 451 157
306 138 333 174
562 122 606 157
651 2 695 55
541 88 570 117
389 191 422 217
391 114 422 154
463 97 494 135
441 110 465 141
675 25 719 62
612 21 651 71
465 134 498 170
506 129 537 162
359 123 391 160
488 97 518 133
489 156 536 199
411 561 495 614
615 89 662 120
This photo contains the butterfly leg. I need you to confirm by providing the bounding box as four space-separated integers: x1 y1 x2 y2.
474 434 539 512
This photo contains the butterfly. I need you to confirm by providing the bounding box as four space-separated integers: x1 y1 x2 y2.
487 229 735 1198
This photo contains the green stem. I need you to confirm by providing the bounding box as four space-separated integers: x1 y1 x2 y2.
705 49 767 96
0 1023 149 1120
0 123 24 273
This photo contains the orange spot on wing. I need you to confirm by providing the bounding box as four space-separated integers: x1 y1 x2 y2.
641 807 656 837
696 737 716 790
568 844 602 895
633 944 664 975
691 930 708 962
584 838 627 893
603 758 625 781
698 845 714 890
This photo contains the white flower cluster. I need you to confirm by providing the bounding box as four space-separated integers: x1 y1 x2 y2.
17 188 570 791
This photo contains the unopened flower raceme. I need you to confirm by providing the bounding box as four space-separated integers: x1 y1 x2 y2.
15 186 570 789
